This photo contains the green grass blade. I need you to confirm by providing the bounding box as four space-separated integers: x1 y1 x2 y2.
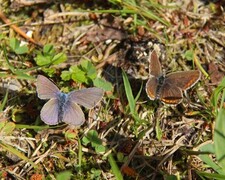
211 77 225 114
134 82 142 102
78 136 82 173
196 171 225 180
14 71 35 80
198 143 225 174
122 71 136 116
79 5 170 26
15 124 63 130
3 46 15 73
0 141 36 167
214 90 225 173
122 1 170 26
108 153 123 180
0 88 9 111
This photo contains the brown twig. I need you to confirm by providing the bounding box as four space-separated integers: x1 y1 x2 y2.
0 11 41 46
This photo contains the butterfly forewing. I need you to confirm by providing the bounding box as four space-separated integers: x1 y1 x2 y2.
69 87 104 109
146 77 158 100
166 70 201 91
160 82 183 105
62 101 85 126
149 50 162 77
37 75 60 99
40 98 59 125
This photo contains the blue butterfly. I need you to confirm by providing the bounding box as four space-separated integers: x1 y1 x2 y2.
37 75 104 126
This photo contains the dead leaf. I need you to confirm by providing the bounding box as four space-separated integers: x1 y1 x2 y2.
208 62 224 84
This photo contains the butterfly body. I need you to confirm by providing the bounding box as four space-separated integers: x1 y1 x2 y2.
56 92 69 122
155 75 165 99
37 75 104 126
146 51 201 105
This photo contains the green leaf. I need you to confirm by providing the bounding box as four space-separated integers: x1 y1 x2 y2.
184 50 193 61
64 130 77 141
80 60 89 69
215 107 225 173
56 171 72 180
9 38 19 51
9 38 28 54
52 52 67 65
83 130 103 148
86 64 97 80
82 130 106 153
82 136 90 146
71 66 87 84
80 60 97 80
117 152 125 162
199 143 215 153
43 44 54 54
93 78 113 91
87 130 102 147
67 60 98 84
35 54 51 66
42 67 56 77
90 169 101 179
15 46 28 54
34 44 67 67
95 145 106 153
61 71 71 81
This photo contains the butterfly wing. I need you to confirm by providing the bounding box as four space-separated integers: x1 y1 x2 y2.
40 98 59 125
159 82 183 105
62 101 85 126
166 70 201 91
68 87 104 109
149 50 162 77
37 75 60 100
146 50 164 100
146 77 158 100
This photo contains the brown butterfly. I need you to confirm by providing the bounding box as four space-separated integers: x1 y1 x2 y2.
146 50 201 105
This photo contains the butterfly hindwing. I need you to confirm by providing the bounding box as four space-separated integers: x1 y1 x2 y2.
62 101 85 126
146 76 158 100
159 81 183 105
40 98 59 125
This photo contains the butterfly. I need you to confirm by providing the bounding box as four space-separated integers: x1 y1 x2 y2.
146 50 201 105
36 75 104 126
